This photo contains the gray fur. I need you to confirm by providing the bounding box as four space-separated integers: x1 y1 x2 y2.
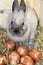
12 0 19 12
7 0 38 49
20 0 26 12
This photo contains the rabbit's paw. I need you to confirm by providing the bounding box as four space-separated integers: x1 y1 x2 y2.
28 42 35 50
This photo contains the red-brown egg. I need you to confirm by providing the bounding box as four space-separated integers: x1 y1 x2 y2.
17 45 29 57
0 54 7 65
5 39 16 51
20 56 34 65
8 52 20 64
29 49 42 62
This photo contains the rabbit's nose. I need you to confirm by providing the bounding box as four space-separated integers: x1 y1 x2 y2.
13 28 19 34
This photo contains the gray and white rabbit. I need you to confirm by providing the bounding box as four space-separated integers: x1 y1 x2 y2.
7 0 38 49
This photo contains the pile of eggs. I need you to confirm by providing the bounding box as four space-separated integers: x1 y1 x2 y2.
0 39 42 65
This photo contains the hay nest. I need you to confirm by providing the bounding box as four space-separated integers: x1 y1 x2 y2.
0 26 43 65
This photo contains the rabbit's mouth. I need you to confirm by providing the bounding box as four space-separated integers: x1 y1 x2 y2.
8 24 27 37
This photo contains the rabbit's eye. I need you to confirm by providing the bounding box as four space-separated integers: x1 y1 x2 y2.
22 22 24 25
11 21 13 25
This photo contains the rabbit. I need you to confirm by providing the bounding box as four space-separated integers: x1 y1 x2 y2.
7 0 38 49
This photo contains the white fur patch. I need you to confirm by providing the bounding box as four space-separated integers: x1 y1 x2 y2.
7 7 38 42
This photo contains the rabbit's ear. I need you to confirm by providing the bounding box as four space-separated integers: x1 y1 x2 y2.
20 0 26 12
12 0 19 12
